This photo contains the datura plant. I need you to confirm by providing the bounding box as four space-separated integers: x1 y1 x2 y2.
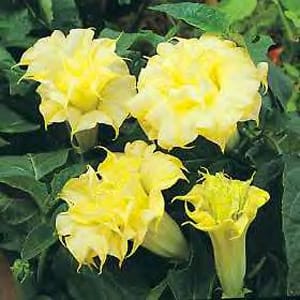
56 141 189 270
130 34 268 150
18 28 136 151
175 172 270 298
3 1 298 299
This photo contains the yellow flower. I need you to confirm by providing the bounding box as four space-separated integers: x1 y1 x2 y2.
56 140 189 270
175 172 270 298
19 29 136 135
129 34 268 150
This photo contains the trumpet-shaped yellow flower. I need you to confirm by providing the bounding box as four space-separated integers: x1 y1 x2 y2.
175 172 270 298
19 29 136 135
56 141 188 270
129 34 268 150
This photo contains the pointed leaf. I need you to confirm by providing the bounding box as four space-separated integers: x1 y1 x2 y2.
150 2 229 33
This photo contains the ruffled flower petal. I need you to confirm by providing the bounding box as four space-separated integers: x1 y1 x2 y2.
19 29 136 135
130 34 268 150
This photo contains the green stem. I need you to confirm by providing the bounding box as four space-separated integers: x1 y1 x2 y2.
209 230 246 298
74 126 99 154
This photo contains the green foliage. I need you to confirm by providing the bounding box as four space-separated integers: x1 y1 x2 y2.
150 2 229 33
0 8 34 47
281 0 300 28
0 103 39 133
245 34 274 63
282 155 300 295
51 0 81 30
21 223 57 260
218 0 257 24
100 28 165 55
268 63 294 108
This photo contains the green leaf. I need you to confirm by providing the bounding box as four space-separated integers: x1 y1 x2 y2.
150 2 229 33
0 47 32 96
268 63 294 107
0 149 70 180
67 269 149 300
51 0 81 30
0 191 11 213
100 28 164 55
21 223 57 260
146 279 167 300
0 136 9 148
285 10 300 28
282 155 300 295
118 0 131 5
0 192 38 225
0 104 40 133
0 8 34 47
245 34 274 63
38 0 53 25
218 0 257 24
166 233 215 300
0 156 34 178
280 0 300 11
27 149 70 180
0 176 48 212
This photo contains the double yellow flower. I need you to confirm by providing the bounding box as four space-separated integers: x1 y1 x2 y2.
56 141 189 270
19 29 136 149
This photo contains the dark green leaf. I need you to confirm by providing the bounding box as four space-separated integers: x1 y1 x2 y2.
21 223 57 260
67 269 149 300
0 191 11 213
0 150 70 180
28 149 70 180
0 136 9 148
0 104 40 133
51 0 81 30
0 176 48 212
118 0 131 5
38 0 53 25
282 155 300 295
0 8 34 47
268 63 294 108
218 0 257 24
0 193 38 225
100 28 164 55
0 156 34 178
167 233 215 300
0 46 32 96
150 2 229 33
245 34 274 63
146 279 167 300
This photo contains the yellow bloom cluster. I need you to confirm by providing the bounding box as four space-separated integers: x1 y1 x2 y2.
19 28 271 292
19 29 136 135
176 172 270 297
130 34 268 150
56 141 188 270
